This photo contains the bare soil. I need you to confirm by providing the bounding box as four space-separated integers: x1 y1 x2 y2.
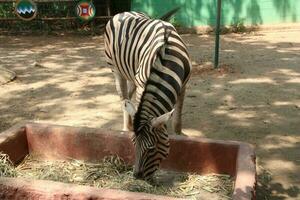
0 29 299 199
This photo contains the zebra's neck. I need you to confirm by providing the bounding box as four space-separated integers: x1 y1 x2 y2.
133 68 177 133
133 94 157 133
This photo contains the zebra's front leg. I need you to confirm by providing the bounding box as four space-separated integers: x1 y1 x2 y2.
126 81 136 131
172 86 186 134
113 72 131 131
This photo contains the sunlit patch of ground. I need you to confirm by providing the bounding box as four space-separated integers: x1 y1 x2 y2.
0 29 300 199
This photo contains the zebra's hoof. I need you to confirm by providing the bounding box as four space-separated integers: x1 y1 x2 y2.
122 128 130 132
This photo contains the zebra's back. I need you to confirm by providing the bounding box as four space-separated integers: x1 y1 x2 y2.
104 11 191 112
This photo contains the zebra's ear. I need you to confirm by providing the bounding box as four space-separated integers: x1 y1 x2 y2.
151 109 175 128
123 99 136 118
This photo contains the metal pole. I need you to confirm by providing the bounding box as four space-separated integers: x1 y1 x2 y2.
214 0 222 68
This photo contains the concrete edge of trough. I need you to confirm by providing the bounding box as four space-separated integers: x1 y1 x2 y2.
0 177 183 200
0 121 256 200
0 121 28 164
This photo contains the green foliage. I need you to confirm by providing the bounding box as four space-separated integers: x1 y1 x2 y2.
0 2 15 18
0 1 91 33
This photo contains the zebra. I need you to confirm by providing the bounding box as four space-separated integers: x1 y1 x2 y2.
104 9 192 182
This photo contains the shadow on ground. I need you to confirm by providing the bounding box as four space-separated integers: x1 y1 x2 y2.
0 31 299 199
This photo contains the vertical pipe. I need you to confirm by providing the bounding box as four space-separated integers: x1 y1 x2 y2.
106 0 111 16
214 0 222 68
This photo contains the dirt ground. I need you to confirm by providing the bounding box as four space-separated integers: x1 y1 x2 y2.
0 29 299 199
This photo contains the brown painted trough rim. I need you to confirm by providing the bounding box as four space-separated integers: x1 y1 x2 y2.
0 177 180 200
0 121 256 200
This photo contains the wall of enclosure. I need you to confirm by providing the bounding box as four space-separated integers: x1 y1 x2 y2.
131 0 300 27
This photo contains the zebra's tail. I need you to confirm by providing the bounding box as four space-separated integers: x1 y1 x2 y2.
159 7 181 22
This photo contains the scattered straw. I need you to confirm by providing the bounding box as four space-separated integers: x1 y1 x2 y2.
0 153 17 177
0 153 233 199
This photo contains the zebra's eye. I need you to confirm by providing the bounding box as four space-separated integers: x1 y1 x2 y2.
150 126 154 132
150 126 157 132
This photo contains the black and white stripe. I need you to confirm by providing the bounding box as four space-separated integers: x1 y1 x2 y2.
104 11 192 181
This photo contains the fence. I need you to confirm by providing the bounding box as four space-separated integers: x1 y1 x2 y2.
0 0 130 33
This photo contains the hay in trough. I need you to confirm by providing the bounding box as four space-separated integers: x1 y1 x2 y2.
0 153 17 177
0 153 234 199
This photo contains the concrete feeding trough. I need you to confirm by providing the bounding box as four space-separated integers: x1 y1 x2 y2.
0 122 256 200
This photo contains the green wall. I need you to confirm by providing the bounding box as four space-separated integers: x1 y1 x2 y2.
131 0 300 27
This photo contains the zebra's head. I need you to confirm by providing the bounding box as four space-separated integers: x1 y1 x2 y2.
123 100 173 182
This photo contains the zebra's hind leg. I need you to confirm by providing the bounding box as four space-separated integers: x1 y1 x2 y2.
172 86 186 134
113 72 131 131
